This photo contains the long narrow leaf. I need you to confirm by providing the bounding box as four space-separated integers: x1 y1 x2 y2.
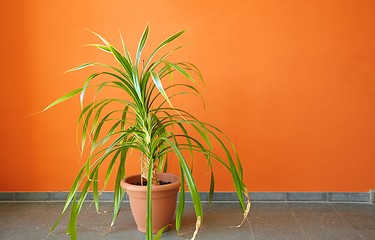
87 29 133 76
92 170 99 212
151 71 173 107
153 224 170 240
67 196 78 240
43 88 82 112
67 62 97 72
111 140 128 226
163 61 195 82
136 25 150 65
119 30 132 63
146 157 154 240
175 169 185 233
162 137 202 230
143 30 185 71
209 171 215 202
80 73 100 108
44 26 250 240
84 44 111 53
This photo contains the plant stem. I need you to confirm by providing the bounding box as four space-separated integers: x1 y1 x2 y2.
140 153 158 185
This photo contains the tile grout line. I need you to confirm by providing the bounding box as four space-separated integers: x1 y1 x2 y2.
330 203 366 240
244 202 255 240
288 204 309 240
246 216 255 240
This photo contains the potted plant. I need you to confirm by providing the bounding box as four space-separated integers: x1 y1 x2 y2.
44 25 250 240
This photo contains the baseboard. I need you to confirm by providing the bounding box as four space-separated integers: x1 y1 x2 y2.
1 191 374 203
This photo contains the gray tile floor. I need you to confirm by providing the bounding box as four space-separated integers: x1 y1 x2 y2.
1 202 375 240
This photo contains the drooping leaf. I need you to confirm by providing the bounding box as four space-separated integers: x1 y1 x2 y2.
67 62 97 72
67 196 78 240
153 224 170 240
175 169 185 233
151 71 173 107
43 88 82 112
44 26 250 240
209 171 215 202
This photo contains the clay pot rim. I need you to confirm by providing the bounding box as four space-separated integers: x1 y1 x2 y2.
121 172 181 192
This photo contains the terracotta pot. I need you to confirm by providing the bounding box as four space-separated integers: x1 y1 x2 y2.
121 172 181 233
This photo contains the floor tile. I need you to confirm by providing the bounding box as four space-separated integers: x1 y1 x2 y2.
340 213 375 230
250 212 306 240
293 213 363 240
289 203 336 215
249 202 291 216
248 203 307 239
1 201 374 240
201 204 253 239
357 230 375 240
332 203 375 214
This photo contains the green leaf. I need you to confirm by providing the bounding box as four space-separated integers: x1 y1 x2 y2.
162 137 202 217
151 71 173 107
84 44 111 53
143 30 185 70
132 65 142 101
49 167 84 235
175 169 185 233
44 25 250 239
119 30 132 63
77 166 99 215
82 105 94 156
163 61 195 83
111 143 127 226
93 170 99 213
88 29 133 76
146 157 154 240
209 171 215 202
67 196 78 240
136 25 150 65
43 88 82 112
201 125 246 211
163 156 168 172
67 62 97 72
121 105 130 131
153 224 170 240
102 149 121 190
80 72 100 108
111 176 124 227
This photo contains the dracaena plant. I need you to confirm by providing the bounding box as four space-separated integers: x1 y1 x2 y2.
44 25 250 240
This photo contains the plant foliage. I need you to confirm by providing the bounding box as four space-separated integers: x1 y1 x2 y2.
44 25 250 240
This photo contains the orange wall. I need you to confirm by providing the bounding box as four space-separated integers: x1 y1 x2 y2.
1 1 375 192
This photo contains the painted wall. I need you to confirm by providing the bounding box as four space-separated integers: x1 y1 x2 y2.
1 1 374 192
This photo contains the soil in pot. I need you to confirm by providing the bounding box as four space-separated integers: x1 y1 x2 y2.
134 180 172 186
